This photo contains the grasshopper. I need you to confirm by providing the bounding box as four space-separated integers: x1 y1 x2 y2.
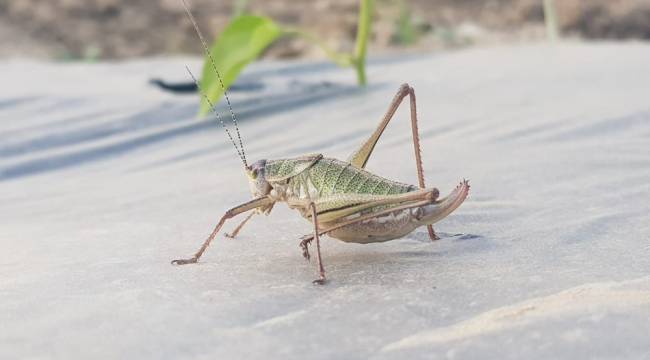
172 1 470 284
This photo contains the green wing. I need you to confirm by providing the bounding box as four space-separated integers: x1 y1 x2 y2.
265 154 323 182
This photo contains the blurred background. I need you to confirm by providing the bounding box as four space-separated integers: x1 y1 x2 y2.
3 0 650 61
3 2 650 359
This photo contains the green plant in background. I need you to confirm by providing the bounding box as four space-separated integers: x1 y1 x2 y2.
391 0 431 46
352 0 373 86
392 0 418 46
232 0 250 17
543 0 560 42
198 0 374 116
198 16 282 115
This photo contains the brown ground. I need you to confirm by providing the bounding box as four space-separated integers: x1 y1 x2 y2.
2 0 650 60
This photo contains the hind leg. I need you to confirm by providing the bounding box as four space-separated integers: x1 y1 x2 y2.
347 84 438 240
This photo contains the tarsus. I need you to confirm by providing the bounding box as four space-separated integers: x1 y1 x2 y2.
181 0 248 168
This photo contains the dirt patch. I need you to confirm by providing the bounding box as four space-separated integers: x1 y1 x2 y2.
2 0 650 60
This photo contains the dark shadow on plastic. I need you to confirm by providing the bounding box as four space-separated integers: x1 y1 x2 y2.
0 102 196 158
150 78 265 93
150 53 427 95
0 96 41 111
0 81 385 181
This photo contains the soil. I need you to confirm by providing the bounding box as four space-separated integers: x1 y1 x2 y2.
2 0 650 59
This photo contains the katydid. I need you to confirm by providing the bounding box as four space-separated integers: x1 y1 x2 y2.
172 1 470 284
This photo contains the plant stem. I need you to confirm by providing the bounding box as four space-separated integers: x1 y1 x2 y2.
233 0 250 17
354 59 367 86
543 0 559 42
353 0 373 86
284 0 373 86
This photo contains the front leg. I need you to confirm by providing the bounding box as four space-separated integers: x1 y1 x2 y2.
171 196 273 265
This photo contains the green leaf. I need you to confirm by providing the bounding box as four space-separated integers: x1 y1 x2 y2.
352 0 373 86
199 15 282 116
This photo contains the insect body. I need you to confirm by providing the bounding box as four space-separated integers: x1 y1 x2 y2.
263 156 467 244
172 2 470 284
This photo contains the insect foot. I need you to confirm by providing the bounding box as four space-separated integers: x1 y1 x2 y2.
312 278 327 285
299 236 312 261
171 257 198 265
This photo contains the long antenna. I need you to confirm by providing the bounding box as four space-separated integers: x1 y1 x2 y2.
185 66 246 167
181 0 248 167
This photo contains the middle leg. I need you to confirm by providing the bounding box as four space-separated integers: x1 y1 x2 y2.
299 234 312 261
309 202 326 285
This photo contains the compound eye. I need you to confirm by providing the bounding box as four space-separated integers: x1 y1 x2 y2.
250 169 258 179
